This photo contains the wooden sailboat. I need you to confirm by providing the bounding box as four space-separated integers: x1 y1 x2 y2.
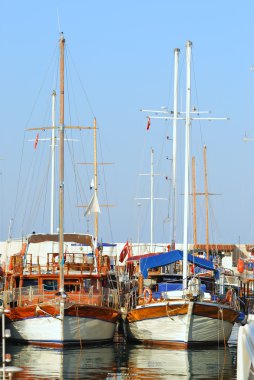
2 33 121 346
125 41 240 348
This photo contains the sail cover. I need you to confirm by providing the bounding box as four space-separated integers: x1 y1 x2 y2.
140 250 215 279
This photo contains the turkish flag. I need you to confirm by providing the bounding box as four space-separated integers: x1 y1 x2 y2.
146 117 151 131
34 133 39 149
119 241 130 263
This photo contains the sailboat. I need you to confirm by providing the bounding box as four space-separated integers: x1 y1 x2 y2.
1 33 121 346
124 41 240 348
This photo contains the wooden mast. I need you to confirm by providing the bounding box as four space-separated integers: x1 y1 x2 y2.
203 145 209 260
50 90 56 234
59 32 65 293
77 121 114 240
192 146 214 260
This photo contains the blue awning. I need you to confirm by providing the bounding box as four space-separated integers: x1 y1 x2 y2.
140 250 215 279
97 242 117 248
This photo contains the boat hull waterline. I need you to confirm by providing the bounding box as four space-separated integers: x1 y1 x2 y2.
126 301 239 348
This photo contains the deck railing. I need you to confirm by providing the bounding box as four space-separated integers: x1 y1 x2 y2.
10 252 98 275
1 285 121 310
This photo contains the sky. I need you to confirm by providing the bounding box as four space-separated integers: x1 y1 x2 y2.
0 1 254 246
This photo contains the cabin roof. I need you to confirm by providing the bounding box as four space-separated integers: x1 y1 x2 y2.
27 233 93 246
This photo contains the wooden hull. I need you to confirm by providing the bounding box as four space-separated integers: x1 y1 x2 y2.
6 302 120 346
126 301 239 348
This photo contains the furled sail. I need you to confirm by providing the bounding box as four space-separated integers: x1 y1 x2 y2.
85 192 101 216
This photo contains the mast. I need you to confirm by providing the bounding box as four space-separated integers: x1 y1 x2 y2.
59 32 65 293
192 156 197 249
93 118 99 241
50 90 56 234
172 48 180 249
183 40 192 292
150 148 154 251
203 145 209 259
192 147 216 259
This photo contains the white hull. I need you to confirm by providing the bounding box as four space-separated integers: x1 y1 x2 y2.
8 314 117 345
237 323 254 380
126 301 237 347
188 314 233 343
127 314 188 344
6 301 120 346
127 316 233 345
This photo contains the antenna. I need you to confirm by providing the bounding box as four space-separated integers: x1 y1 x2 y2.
57 8 61 34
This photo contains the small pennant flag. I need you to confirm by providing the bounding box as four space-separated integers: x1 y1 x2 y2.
90 178 94 190
34 133 39 149
146 117 151 131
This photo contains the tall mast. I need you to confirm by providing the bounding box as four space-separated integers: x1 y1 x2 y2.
183 40 192 292
203 145 209 259
192 156 197 248
50 90 56 234
192 147 216 259
93 118 99 241
59 32 65 293
150 148 154 251
172 48 180 249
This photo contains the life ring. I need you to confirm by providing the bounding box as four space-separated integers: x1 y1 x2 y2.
225 289 233 304
143 287 152 303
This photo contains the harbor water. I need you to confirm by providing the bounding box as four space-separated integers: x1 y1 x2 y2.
2 332 238 379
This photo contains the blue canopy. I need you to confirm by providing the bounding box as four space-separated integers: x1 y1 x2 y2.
97 242 117 248
140 250 215 279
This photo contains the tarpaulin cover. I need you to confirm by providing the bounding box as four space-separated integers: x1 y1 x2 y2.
140 250 215 279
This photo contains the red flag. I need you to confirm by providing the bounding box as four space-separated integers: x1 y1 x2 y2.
146 117 151 131
34 133 39 149
119 241 130 263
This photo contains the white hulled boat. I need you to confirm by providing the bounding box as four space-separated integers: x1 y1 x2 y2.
2 34 121 346
125 41 239 348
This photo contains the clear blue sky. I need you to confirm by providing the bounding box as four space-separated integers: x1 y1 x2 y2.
0 1 254 245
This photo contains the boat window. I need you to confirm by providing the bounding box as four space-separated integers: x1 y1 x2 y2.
23 278 38 287
43 280 58 291
64 280 80 292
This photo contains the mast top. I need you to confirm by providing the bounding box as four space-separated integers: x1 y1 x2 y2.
59 32 65 42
